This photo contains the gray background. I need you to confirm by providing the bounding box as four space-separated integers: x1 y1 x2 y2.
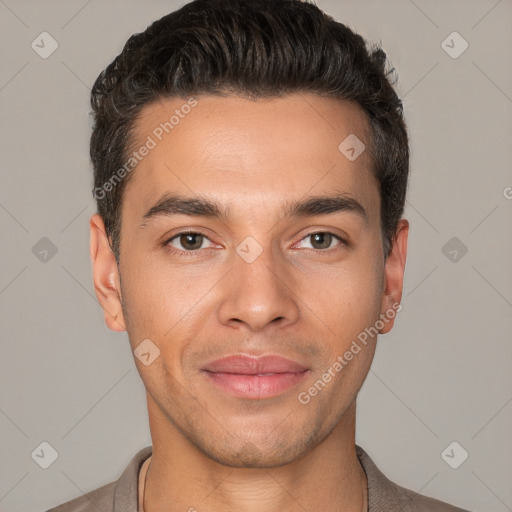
0 0 511 511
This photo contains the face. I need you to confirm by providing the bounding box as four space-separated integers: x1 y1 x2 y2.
90 93 408 468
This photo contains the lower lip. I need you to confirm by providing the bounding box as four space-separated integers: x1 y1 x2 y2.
203 370 310 399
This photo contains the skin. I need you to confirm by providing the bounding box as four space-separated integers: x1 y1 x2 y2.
90 93 408 512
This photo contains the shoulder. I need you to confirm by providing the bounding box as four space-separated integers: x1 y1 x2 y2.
382 478 471 511
43 445 152 512
356 445 472 512
43 481 115 512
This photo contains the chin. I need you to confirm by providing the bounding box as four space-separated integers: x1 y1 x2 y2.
206 446 296 469
195 431 321 469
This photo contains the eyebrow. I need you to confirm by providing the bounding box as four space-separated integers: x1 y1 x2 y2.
140 192 368 227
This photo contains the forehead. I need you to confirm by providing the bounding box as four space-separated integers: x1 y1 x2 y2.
124 93 379 223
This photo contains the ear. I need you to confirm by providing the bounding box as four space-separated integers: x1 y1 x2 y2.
379 218 409 334
89 214 126 332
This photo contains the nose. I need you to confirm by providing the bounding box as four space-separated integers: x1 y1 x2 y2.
216 245 300 332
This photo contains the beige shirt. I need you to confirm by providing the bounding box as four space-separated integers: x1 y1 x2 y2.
45 444 471 511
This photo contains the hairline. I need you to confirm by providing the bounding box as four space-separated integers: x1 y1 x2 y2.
110 91 384 259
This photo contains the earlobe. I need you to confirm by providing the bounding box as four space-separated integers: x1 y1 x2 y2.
379 219 409 334
89 214 126 332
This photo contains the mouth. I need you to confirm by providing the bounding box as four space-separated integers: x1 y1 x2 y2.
200 354 311 399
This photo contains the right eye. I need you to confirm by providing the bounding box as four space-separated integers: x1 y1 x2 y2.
164 231 215 253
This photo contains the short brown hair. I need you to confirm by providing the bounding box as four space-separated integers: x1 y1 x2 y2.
90 0 409 262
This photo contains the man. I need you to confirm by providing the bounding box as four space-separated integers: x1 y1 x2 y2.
47 0 471 510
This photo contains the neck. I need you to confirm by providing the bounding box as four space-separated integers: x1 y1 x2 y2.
143 397 367 512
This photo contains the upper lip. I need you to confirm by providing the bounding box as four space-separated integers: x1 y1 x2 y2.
201 355 309 374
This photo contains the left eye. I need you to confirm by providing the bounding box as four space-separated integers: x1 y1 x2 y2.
295 232 344 250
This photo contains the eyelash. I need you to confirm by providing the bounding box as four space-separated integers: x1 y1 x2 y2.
162 230 347 257
163 230 215 258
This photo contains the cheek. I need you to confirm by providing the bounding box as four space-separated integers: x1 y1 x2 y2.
121 252 202 317
305 258 383 339
119 256 221 366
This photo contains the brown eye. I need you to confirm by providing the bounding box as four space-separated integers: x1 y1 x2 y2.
310 233 333 249
167 232 213 251
180 233 203 250
295 232 345 250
